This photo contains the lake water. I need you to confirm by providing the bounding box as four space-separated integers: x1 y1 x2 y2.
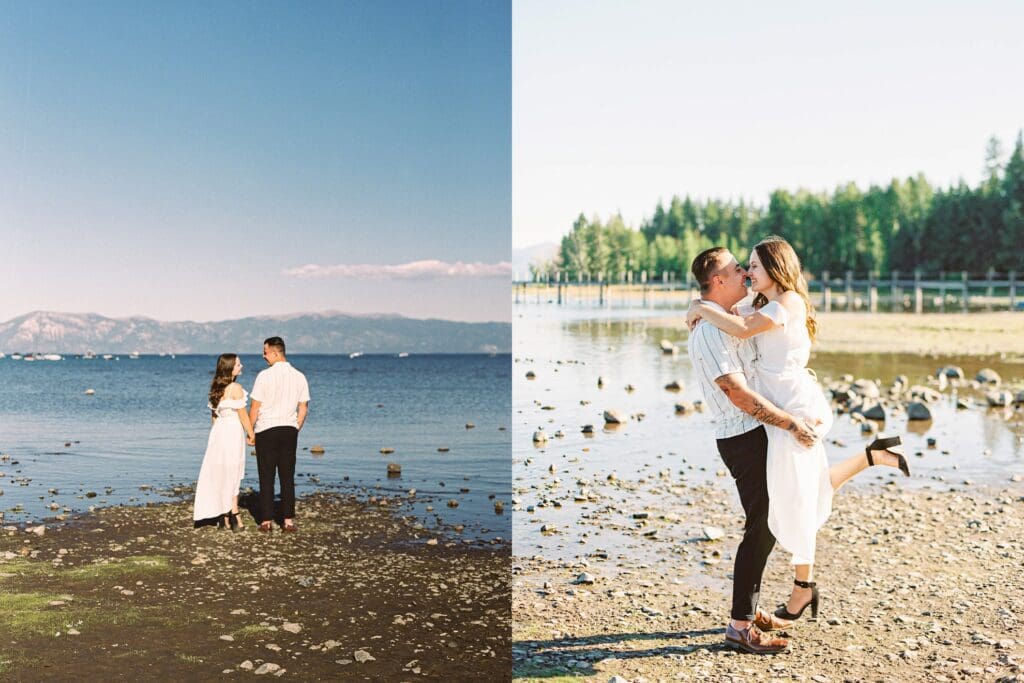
513 302 1024 559
0 354 511 540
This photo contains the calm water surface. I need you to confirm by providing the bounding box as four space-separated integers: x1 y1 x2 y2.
513 302 1024 559
0 354 511 540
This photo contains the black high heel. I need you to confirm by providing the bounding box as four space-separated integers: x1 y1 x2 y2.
227 511 241 532
866 435 909 476
774 579 819 621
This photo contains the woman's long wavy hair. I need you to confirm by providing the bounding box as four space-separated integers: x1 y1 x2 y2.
751 236 818 343
208 353 238 417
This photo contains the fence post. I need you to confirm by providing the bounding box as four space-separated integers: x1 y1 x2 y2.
891 270 900 311
1011 271 1018 310
914 269 923 314
556 271 562 305
961 271 969 313
986 267 995 311
869 271 878 313
845 270 854 311
939 271 946 313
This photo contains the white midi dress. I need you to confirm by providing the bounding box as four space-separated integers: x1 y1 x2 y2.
193 389 247 521
752 301 834 565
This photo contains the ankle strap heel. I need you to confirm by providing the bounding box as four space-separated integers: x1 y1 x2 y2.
794 579 816 588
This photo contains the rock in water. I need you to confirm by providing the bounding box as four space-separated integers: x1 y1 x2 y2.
664 380 683 392
936 365 965 379
532 429 548 443
976 368 1001 386
379 447 394 454
581 424 594 434
603 409 625 424
674 402 695 415
851 379 880 398
597 376 605 388
525 370 536 379
906 402 932 421
387 463 401 474
660 339 676 353
860 402 886 421
310 445 325 454
986 390 1013 407
703 526 725 541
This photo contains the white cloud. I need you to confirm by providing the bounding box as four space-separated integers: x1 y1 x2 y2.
282 259 513 280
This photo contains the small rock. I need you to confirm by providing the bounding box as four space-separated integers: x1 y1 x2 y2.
353 650 375 663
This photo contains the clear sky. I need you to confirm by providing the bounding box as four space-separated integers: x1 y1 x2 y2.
513 0 1024 248
1 1 510 322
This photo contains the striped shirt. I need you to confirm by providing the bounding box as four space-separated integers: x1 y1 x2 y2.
687 300 760 439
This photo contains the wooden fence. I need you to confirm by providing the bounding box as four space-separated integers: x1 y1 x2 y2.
512 269 1022 313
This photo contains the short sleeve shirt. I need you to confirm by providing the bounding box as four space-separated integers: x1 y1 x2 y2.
687 301 760 439
251 362 310 433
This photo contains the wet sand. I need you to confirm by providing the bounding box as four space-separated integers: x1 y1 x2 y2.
513 481 1024 682
0 492 510 680
647 311 1024 357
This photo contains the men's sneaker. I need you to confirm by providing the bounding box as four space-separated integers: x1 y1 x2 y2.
725 622 789 654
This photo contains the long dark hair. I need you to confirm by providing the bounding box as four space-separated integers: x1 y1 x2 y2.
208 353 238 417
751 236 818 342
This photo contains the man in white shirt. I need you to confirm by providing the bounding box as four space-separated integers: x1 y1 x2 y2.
688 247 817 654
249 336 310 533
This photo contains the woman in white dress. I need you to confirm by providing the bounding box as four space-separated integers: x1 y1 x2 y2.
687 236 908 623
193 353 256 531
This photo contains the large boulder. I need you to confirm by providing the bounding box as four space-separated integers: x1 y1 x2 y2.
860 402 887 421
906 401 933 421
976 368 1001 386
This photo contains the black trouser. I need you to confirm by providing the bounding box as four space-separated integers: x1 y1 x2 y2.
716 425 775 622
255 426 298 523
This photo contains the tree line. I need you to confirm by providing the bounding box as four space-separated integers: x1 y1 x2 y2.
532 134 1024 281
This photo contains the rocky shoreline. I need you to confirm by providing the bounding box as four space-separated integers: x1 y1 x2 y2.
513 483 1024 682
0 492 511 680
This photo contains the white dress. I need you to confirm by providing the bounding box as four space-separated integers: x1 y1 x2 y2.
193 389 247 521
751 301 833 565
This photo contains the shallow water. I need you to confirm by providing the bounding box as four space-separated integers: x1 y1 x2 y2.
0 354 511 539
512 302 1024 560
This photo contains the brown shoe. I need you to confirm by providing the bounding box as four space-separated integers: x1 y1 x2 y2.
754 608 792 632
257 522 272 533
725 622 789 654
282 523 297 533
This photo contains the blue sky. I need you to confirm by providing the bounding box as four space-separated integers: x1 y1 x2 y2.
1 1 510 322
514 0 1024 248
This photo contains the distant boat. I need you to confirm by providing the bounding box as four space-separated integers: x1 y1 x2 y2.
102 354 113 360
0 352 5 359
23 354 35 362
83 351 96 359
349 352 363 359
41 354 62 361
11 354 22 360
398 352 409 358
129 351 140 359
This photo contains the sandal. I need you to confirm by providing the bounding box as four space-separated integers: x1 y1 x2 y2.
866 435 909 476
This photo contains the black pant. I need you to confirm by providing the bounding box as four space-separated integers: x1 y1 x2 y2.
255 426 298 523
716 426 775 621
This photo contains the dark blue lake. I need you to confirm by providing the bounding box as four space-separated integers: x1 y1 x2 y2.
0 353 511 540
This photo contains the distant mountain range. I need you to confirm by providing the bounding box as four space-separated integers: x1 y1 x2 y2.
0 311 510 354
512 242 559 280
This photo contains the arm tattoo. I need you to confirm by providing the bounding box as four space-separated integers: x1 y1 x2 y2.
717 375 795 431
749 396 794 431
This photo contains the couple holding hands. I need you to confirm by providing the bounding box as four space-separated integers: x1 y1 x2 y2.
192 336 310 534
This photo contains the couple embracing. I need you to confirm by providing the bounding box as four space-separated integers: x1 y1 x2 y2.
687 236 910 654
192 336 310 533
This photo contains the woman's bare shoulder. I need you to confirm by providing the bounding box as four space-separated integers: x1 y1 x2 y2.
224 382 244 399
778 290 807 318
